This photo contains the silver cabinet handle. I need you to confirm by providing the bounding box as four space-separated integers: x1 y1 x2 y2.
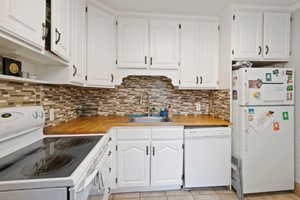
145 56 147 64
42 22 48 40
72 65 77 77
196 76 199 84
200 76 203 84
265 45 270 55
258 46 262 55
152 146 155 156
55 28 61 44
146 146 149 155
111 74 114 83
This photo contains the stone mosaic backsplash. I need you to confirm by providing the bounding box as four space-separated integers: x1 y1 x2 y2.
0 76 230 128
0 81 82 127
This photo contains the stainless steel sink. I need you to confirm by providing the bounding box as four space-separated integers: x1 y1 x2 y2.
129 116 173 123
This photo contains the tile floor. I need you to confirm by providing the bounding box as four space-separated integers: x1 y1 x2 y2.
89 188 300 200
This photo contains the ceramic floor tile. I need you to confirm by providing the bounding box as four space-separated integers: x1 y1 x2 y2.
193 194 221 200
214 189 234 195
113 192 140 199
272 193 300 200
191 189 217 196
245 194 274 200
219 193 238 200
89 196 100 200
141 197 168 200
167 195 194 200
166 190 192 196
141 191 166 197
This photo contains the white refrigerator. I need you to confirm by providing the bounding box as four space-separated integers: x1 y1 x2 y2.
232 68 294 194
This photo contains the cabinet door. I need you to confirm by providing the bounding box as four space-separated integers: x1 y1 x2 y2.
70 0 86 85
232 11 263 60
150 20 180 69
87 5 115 87
117 140 150 188
151 140 183 186
117 17 149 69
51 0 71 61
179 22 198 88
198 22 219 88
0 0 45 49
263 12 290 60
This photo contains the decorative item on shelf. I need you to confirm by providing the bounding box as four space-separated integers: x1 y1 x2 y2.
2 57 22 77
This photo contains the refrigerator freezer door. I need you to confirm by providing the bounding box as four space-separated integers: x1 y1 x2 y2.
241 106 294 193
235 68 294 106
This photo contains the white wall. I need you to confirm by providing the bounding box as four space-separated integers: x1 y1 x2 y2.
291 8 300 183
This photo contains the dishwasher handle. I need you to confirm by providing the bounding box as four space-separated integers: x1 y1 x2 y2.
185 131 230 138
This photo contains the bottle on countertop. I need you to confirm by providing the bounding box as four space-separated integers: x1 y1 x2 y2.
167 105 173 118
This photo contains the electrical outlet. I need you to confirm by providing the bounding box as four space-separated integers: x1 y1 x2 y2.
49 109 55 121
196 103 201 112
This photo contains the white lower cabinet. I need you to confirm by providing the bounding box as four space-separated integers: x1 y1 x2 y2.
117 140 151 187
151 140 183 186
115 127 184 190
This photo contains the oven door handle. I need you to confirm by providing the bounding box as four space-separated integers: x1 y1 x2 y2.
76 169 98 193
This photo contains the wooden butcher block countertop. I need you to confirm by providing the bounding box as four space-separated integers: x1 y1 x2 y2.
44 115 231 135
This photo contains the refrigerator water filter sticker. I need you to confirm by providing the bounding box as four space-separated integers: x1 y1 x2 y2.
283 112 289 120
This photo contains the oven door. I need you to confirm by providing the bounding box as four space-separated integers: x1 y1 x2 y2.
69 169 104 200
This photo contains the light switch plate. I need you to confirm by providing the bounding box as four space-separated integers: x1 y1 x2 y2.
49 108 55 121
196 103 201 112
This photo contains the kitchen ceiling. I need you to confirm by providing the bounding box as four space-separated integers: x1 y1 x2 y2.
98 0 299 16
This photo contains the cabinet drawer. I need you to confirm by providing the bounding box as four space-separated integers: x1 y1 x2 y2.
117 128 151 140
151 127 183 140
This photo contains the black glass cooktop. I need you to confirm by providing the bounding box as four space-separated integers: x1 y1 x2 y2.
0 136 103 181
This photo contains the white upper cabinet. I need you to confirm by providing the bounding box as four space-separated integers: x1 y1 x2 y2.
150 20 180 70
0 0 46 49
198 22 219 88
70 0 86 85
263 12 290 60
180 21 219 89
232 11 291 61
117 17 149 69
51 0 71 61
150 140 183 186
180 22 199 88
87 4 115 87
232 11 263 60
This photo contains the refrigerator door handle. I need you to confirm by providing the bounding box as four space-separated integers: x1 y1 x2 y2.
244 108 249 152
244 81 249 105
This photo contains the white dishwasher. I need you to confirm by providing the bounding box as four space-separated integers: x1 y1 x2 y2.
184 127 231 188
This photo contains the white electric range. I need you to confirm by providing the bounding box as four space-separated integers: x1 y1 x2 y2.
0 106 111 200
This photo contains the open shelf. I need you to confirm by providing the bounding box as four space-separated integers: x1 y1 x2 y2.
0 74 58 85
